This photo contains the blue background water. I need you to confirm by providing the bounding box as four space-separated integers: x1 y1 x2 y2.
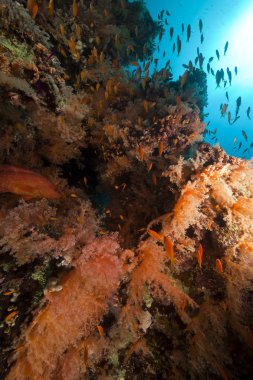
144 0 253 158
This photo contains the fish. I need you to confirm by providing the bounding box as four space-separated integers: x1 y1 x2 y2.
228 111 231 124
32 3 38 19
199 53 204 69
48 0 54 17
188 60 193 71
247 106 251 119
208 57 214 63
235 96 241 116
76 24 81 39
242 130 248 142
234 66 238 75
238 142 242 150
225 91 229 101
216 259 223 273
216 49 220 60
177 35 182 55
172 42 176 54
210 68 214 76
206 63 210 74
139 144 144 161
164 236 175 264
197 243 203 269
166 10 170 16
232 116 240 124
165 19 168 25
169 27 174 40
59 24 65 36
68 37 76 53
220 69 224 81
158 141 164 157
97 325 105 337
27 0 34 15
72 0 78 17
221 103 228 116
227 67 232 85
215 70 222 87
151 173 157 185
224 41 229 55
143 100 149 112
5 311 18 322
199 19 203 33
0 165 61 200
148 229 163 241
147 162 153 172
187 24 191 42
200 34 204 44
195 56 198 65
181 23 184 33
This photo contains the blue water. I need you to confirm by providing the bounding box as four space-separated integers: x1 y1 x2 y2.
145 0 253 158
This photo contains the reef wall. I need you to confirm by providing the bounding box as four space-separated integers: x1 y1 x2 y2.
0 1 252 379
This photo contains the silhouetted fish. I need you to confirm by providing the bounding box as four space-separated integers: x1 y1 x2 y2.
224 41 229 55
187 24 191 42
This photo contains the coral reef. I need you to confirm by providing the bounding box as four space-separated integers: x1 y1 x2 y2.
0 1 252 380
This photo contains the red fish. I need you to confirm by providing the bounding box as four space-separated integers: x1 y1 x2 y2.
164 236 175 264
197 243 203 269
0 165 60 200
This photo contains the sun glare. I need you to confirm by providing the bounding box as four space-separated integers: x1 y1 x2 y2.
229 5 253 85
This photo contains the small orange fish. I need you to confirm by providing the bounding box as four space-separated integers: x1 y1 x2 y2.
151 173 157 185
216 259 223 273
48 0 54 17
97 325 105 337
68 38 76 53
139 144 144 161
5 311 18 322
4 291 16 296
164 236 175 264
147 162 153 172
27 0 34 14
73 0 78 17
158 141 164 157
143 100 149 112
59 24 65 36
147 229 163 242
104 8 109 17
32 3 38 19
197 243 203 269
76 24 81 39
80 70 85 81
